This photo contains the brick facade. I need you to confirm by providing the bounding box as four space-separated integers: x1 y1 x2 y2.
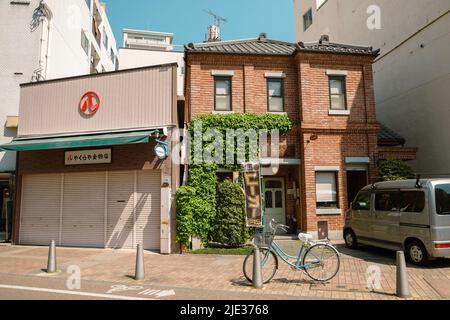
185 48 380 239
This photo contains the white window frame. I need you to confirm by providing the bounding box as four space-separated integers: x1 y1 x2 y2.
315 167 342 215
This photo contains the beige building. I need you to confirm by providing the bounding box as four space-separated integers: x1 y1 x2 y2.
0 64 179 253
294 0 450 174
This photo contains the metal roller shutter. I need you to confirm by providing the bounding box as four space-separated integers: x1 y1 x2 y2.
106 171 134 249
19 170 161 250
61 172 106 248
136 170 161 250
19 174 62 246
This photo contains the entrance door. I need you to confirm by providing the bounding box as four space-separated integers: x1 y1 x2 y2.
347 170 368 207
0 183 10 243
264 178 286 233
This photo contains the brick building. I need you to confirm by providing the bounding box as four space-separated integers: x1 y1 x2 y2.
184 34 416 239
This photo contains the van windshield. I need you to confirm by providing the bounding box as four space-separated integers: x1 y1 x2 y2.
435 184 450 215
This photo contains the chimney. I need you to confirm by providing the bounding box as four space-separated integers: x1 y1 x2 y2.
319 35 330 44
207 25 221 42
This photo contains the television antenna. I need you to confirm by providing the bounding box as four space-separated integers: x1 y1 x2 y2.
204 10 227 27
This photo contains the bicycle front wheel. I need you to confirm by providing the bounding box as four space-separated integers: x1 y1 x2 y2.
243 248 278 284
302 244 340 282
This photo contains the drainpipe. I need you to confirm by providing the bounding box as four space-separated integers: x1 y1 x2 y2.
36 1 53 80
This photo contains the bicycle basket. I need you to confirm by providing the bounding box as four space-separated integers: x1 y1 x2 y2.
254 230 274 247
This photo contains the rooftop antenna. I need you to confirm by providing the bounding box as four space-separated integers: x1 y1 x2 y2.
204 10 227 27
204 10 227 42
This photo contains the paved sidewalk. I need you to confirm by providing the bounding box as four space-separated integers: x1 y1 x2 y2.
0 242 449 300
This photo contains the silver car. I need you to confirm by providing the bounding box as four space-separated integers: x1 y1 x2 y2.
344 179 450 265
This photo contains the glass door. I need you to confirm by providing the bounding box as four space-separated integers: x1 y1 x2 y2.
264 178 286 233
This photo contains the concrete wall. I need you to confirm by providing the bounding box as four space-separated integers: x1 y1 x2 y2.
295 0 450 174
119 48 184 97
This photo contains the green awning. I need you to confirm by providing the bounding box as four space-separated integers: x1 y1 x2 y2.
0 130 160 152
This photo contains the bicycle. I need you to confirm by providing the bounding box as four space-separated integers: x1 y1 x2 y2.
243 219 340 284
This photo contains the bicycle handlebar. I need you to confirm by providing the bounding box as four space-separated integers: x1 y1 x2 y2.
269 219 290 233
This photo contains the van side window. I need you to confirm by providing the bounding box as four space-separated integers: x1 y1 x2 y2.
400 191 425 213
435 184 450 215
375 192 400 212
352 191 371 211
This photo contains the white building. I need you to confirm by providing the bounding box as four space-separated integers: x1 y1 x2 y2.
294 0 450 174
119 29 185 97
0 0 118 172
0 0 118 241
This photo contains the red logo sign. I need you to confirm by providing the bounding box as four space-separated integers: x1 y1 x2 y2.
79 91 100 116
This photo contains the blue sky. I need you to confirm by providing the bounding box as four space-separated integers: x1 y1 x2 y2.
102 0 295 48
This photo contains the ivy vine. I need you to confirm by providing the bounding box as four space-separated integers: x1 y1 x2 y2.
176 113 293 249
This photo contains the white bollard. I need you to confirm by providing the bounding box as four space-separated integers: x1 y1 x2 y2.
47 240 57 274
396 251 411 298
135 244 145 281
252 245 263 289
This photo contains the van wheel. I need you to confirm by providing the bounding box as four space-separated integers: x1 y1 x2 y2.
344 229 358 249
406 240 429 266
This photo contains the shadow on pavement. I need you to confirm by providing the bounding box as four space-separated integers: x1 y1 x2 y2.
334 243 450 270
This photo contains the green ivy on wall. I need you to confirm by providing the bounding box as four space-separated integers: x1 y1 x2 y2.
176 113 293 249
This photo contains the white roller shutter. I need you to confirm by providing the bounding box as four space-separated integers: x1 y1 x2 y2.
106 171 134 249
136 170 161 250
19 174 62 246
61 172 105 248
20 170 161 251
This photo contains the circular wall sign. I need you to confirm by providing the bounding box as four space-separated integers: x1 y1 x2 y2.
79 91 100 117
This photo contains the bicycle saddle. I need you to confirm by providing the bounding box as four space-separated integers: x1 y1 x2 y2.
298 233 314 242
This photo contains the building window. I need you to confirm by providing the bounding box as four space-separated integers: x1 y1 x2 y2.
85 0 91 10
81 31 89 56
103 27 109 49
329 76 347 110
214 77 232 111
316 172 338 209
303 8 313 31
110 48 115 63
267 78 284 112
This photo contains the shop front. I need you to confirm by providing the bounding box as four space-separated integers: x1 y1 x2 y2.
0 64 179 253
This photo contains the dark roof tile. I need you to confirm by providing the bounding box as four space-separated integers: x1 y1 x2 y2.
378 123 406 146
185 35 380 57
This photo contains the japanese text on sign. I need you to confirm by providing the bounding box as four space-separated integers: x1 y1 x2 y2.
65 149 111 165
242 162 263 228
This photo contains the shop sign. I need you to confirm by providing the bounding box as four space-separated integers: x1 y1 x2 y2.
79 91 100 117
242 162 263 228
65 149 111 165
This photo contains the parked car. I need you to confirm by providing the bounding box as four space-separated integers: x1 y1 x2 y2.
344 179 450 265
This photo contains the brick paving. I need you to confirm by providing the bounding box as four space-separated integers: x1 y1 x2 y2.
0 241 449 300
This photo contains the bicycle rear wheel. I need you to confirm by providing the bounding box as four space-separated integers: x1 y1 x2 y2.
302 244 340 282
243 248 278 284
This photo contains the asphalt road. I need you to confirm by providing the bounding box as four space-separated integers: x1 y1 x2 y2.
0 273 315 300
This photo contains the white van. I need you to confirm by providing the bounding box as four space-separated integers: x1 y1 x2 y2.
344 179 450 265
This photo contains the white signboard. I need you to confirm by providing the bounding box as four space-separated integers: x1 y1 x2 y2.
65 149 111 165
